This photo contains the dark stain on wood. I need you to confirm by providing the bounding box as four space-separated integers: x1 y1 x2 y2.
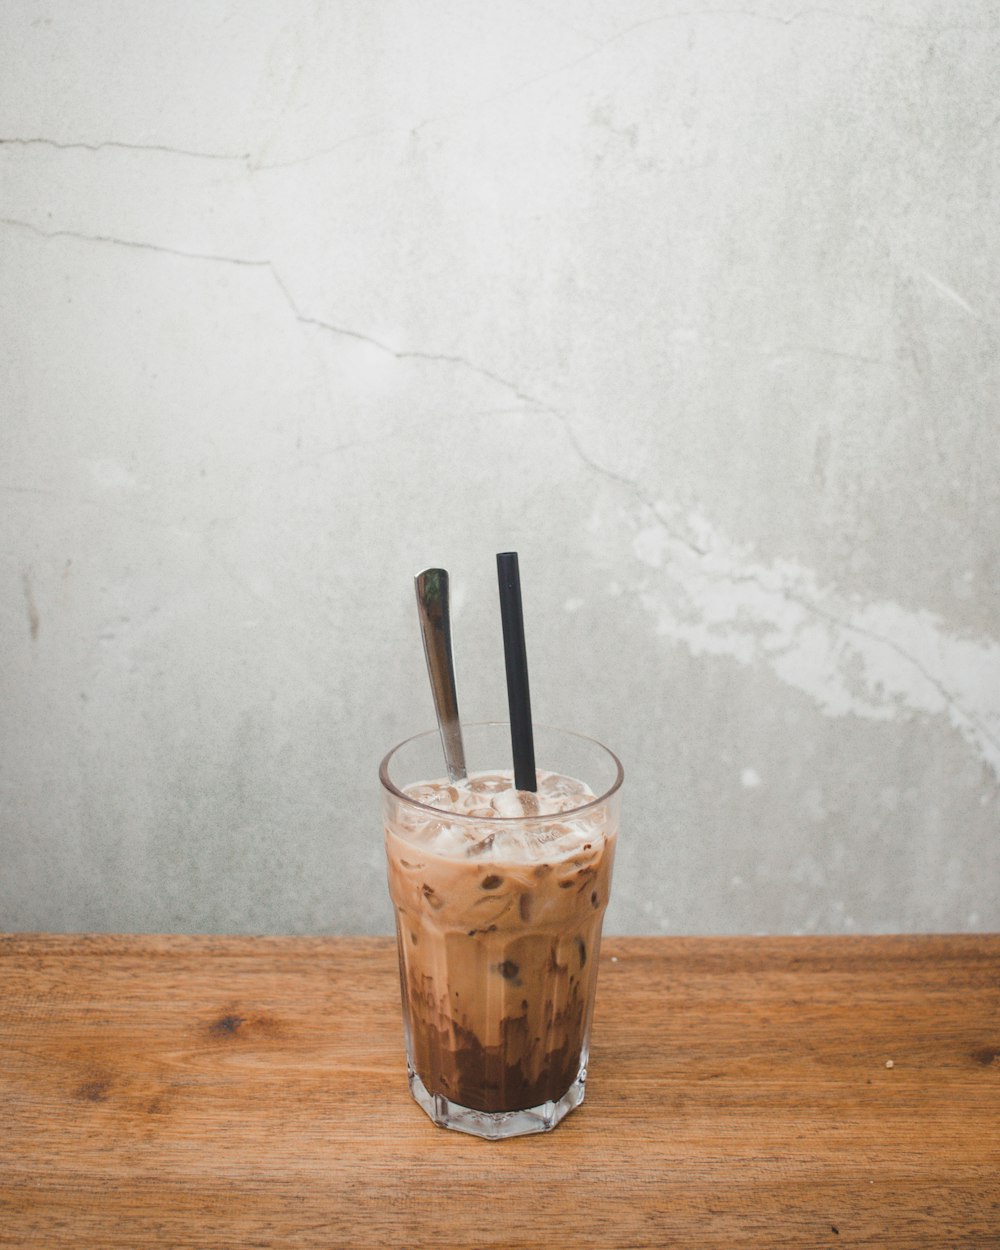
207 1009 282 1040
209 1013 246 1036
76 1078 111 1102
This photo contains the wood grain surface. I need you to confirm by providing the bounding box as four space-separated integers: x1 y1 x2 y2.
1 934 998 1249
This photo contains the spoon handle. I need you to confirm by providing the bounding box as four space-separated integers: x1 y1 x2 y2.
414 568 468 783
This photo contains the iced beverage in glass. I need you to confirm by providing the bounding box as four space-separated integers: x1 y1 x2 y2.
381 721 622 1139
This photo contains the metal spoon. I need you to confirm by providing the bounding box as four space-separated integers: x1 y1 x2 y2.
414 568 467 783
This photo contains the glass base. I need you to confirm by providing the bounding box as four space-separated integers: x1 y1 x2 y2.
407 1063 587 1139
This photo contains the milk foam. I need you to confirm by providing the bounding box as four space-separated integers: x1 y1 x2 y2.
399 770 603 861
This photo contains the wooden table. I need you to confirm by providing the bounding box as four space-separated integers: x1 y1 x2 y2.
1 935 997 1248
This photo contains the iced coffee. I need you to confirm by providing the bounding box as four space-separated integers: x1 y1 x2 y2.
381 723 622 1139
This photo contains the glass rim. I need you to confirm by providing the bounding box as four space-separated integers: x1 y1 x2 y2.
379 721 624 824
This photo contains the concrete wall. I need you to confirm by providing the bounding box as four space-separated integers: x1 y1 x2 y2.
2 0 998 936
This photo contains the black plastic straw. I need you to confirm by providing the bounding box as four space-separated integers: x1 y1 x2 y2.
496 551 537 792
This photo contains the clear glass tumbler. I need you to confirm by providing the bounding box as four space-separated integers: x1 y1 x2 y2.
381 722 623 1139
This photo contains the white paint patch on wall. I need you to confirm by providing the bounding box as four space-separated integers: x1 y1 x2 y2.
632 506 1000 779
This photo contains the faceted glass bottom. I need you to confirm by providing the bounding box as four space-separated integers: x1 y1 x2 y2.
407 1061 587 1139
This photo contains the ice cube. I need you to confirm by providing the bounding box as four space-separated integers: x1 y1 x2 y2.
468 773 511 795
405 783 443 804
427 822 472 854
466 832 496 857
490 788 541 818
426 785 461 809
537 771 591 802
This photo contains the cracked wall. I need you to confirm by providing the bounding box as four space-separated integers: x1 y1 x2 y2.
1 0 998 935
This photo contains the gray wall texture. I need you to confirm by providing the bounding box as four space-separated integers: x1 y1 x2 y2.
2 1 998 937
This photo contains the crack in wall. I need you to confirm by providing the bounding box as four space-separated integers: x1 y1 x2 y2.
266 267 546 409
268 267 711 558
0 217 270 268
249 128 381 173
804 597 1000 758
634 512 1000 775
638 505 1000 767
0 137 251 162
663 528 1000 760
